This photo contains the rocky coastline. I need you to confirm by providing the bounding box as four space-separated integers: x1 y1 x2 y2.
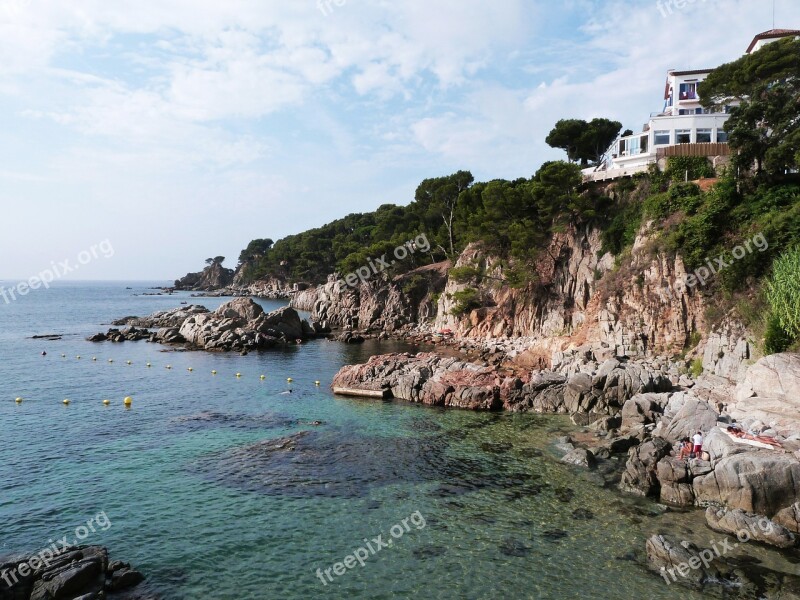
332 346 800 594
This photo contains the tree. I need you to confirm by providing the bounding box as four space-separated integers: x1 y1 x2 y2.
581 118 623 165
700 36 800 175
546 118 622 166
414 171 474 258
213 256 225 265
529 161 587 228
546 119 586 163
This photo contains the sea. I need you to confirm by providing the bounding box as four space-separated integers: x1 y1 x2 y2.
0 281 715 599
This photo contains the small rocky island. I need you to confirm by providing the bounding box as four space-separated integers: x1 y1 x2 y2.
88 298 326 352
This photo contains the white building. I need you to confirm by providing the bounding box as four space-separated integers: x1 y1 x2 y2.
586 29 800 181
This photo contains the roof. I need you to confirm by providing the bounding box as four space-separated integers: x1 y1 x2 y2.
670 69 714 77
746 29 800 53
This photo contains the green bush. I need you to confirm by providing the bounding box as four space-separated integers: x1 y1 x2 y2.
665 157 715 182
764 313 794 355
690 358 704 377
765 247 800 343
449 265 482 283
450 288 482 315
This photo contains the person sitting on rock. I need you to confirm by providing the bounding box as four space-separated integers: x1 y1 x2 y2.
677 437 693 460
726 425 782 447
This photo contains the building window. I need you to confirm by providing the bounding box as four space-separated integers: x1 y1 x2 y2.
696 129 712 143
679 109 691 115
654 130 671 145
640 135 649 154
716 129 729 143
676 129 692 144
679 82 698 100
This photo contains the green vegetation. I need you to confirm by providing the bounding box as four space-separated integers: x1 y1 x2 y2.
240 160 595 284
449 288 482 316
701 36 800 176
765 247 800 350
546 118 623 166
690 358 704 378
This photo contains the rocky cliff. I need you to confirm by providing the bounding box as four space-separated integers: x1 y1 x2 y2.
294 223 756 375
290 261 449 332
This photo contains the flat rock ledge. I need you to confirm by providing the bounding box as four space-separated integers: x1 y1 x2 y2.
88 298 322 352
0 545 154 599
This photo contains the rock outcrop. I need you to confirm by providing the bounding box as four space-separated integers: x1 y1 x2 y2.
93 299 315 352
174 261 234 291
331 352 675 416
299 262 449 333
705 506 797 548
0 545 152 599
731 353 800 436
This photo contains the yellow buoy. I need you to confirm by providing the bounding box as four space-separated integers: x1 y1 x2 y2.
62 399 70 405
123 396 132 406
76 355 81 359
287 377 293 383
15 397 23 403
236 373 242 378
211 370 217 375
126 360 132 365
166 365 172 370
146 362 152 367
102 399 110 406
260 375 266 380
108 359 114 363
315 381 321 386
187 367 193 372
92 357 97 361
61 354 66 358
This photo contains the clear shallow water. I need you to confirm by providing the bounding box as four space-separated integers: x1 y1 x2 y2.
0 282 708 599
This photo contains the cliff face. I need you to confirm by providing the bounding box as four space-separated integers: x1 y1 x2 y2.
174 262 234 290
295 223 757 376
291 262 449 331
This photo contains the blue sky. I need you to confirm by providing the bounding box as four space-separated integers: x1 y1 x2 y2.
0 0 797 280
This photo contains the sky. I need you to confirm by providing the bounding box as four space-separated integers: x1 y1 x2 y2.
0 0 798 281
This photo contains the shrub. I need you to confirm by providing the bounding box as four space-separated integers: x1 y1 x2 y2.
450 288 482 315
764 313 794 355
765 247 800 343
690 358 704 377
449 265 482 283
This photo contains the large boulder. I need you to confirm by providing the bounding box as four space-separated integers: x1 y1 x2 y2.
215 297 264 322
693 451 800 515
656 394 719 443
253 306 304 340
620 437 672 497
621 393 669 428
705 506 796 548
732 353 800 436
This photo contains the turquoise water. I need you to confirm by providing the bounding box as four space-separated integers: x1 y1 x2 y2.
0 282 707 599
